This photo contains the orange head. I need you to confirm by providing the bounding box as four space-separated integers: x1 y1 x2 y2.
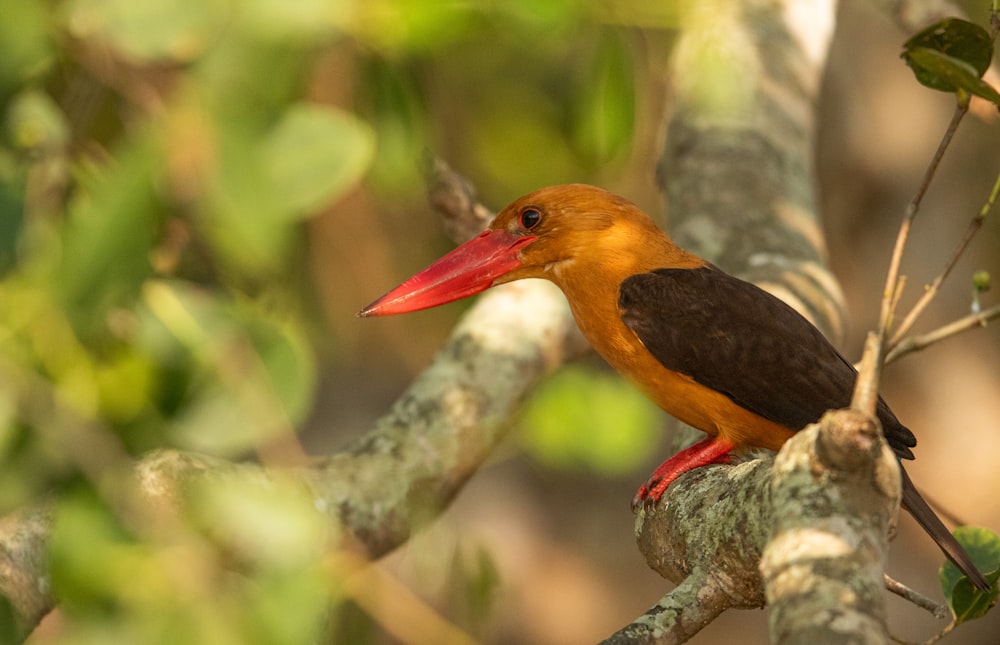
358 184 694 317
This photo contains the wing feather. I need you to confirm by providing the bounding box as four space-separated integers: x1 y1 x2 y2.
619 267 915 459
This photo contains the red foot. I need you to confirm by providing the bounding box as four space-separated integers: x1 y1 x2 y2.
632 437 735 509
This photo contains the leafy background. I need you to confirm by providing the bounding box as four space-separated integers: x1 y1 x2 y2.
1 0 998 643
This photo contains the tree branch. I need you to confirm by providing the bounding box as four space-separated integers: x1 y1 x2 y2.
885 303 1000 365
659 0 843 339
763 410 899 643
606 407 900 644
598 567 732 645
0 506 53 634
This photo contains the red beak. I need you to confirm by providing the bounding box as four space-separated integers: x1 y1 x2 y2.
358 229 536 317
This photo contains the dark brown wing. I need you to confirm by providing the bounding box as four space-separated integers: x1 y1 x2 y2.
619 266 916 459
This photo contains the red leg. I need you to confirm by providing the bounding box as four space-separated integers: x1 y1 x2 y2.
632 437 735 509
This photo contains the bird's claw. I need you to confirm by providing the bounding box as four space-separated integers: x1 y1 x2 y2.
631 479 664 511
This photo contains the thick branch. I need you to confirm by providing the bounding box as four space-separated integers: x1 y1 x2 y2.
599 568 732 645
659 0 843 339
306 278 585 557
762 410 899 644
608 409 900 644
606 460 772 644
0 506 53 633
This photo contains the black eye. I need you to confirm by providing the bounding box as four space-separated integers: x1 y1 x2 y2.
520 208 542 230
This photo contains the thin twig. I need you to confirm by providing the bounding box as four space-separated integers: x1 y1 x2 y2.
877 102 969 342
852 332 883 417
326 550 479 645
919 620 957 645
885 303 1000 365
889 624 956 645
884 573 950 619
890 168 1000 345
855 101 970 414
424 154 495 244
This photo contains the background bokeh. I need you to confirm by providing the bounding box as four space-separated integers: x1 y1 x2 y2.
1 0 998 643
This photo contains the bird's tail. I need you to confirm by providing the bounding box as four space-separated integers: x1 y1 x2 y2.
899 465 990 591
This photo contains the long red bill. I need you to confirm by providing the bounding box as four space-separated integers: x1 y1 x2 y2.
358 229 536 317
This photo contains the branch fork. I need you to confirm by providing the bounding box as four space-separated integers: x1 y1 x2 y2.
612 408 899 644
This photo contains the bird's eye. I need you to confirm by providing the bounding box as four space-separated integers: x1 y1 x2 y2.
520 208 542 230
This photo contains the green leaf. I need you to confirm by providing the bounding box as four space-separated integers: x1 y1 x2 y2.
64 0 228 62
94 350 156 424
261 104 374 219
903 48 1000 105
204 130 293 274
237 0 347 42
241 568 330 645
0 177 23 275
249 315 316 425
358 58 428 193
901 18 1000 105
58 133 162 323
201 104 373 274
519 366 661 475
141 281 316 456
352 0 478 53
0 0 53 93
572 32 636 167
452 546 501 628
940 526 1000 624
905 18 993 76
5 89 69 153
49 489 138 609
0 594 17 645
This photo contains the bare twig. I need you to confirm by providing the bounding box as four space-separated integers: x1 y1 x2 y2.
901 619 959 645
853 332 884 417
851 171 1000 369
918 621 958 645
885 303 1000 365
424 155 496 244
884 573 949 619
857 99 970 417
877 103 969 344
889 169 1000 346
889 621 958 645
326 551 478 645
875 0 1000 368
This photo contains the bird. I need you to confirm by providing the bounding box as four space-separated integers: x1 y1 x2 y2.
359 183 990 591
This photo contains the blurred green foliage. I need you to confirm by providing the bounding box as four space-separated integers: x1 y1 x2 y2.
519 365 661 475
0 0 648 642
